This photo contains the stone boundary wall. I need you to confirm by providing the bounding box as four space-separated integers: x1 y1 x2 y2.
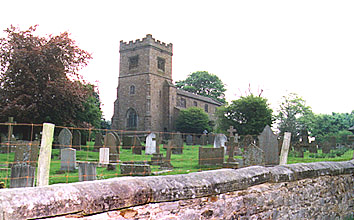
0 160 354 219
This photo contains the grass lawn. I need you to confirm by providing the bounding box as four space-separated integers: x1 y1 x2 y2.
0 142 353 187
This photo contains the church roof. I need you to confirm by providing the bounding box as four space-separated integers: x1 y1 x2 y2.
176 89 223 106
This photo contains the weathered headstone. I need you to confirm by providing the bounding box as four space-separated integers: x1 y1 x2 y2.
198 147 224 166
243 143 265 167
78 162 97 181
145 133 157 155
258 125 279 166
213 134 227 153
10 164 36 188
13 141 39 168
122 136 133 149
60 148 76 171
72 130 81 149
99 148 109 165
131 136 142 155
186 135 193 146
200 134 207 146
160 144 173 170
120 161 151 176
223 126 238 168
242 135 254 149
94 133 104 151
58 128 72 148
207 133 215 145
322 142 331 154
279 132 291 165
171 132 183 154
105 133 120 163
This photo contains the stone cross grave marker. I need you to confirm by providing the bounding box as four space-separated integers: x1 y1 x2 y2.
58 128 72 149
78 162 97 181
198 147 224 166
258 125 279 166
99 148 109 165
243 143 265 167
105 133 120 163
225 126 237 164
72 130 81 149
145 133 157 155
60 148 76 171
279 132 291 165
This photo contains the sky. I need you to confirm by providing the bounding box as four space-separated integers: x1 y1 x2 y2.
1 0 354 120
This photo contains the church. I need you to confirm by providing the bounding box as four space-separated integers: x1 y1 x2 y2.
111 34 223 132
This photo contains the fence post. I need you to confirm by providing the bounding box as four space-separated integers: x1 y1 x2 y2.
279 132 291 165
36 123 55 187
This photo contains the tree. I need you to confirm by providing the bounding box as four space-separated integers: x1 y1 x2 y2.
216 94 273 135
175 71 226 103
276 93 314 141
176 107 211 134
0 25 92 126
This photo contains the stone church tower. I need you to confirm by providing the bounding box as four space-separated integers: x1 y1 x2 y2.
111 34 175 131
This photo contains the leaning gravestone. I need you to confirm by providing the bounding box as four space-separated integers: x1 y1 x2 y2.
58 128 72 148
243 143 265 167
198 147 224 166
258 125 279 166
145 133 157 155
60 148 76 171
279 132 291 165
78 162 97 181
105 133 120 163
72 130 81 149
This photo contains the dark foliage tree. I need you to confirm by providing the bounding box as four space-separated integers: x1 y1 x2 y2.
216 94 273 135
0 25 93 126
176 107 211 134
175 71 226 104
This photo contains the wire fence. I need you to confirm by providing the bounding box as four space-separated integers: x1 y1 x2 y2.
0 122 353 189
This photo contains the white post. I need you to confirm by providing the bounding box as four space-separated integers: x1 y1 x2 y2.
279 132 291 165
36 123 55 186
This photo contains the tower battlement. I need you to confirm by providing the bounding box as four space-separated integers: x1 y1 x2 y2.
120 34 173 54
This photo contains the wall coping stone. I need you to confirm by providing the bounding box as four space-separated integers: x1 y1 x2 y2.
0 160 353 219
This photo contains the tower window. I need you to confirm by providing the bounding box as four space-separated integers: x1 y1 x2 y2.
193 101 197 107
204 104 209 113
127 108 138 129
129 55 139 70
130 85 135 94
157 57 165 72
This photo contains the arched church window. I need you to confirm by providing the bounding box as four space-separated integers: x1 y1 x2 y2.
126 108 138 129
130 85 135 94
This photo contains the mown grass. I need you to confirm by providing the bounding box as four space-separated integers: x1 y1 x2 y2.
0 142 353 187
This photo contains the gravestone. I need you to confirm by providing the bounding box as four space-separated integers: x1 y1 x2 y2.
13 141 39 168
322 142 331 154
160 144 173 170
145 133 157 155
58 128 72 148
258 125 279 166
192 135 200 145
131 136 142 155
78 162 97 181
243 143 265 167
150 143 164 165
207 133 215 145
171 132 183 154
213 134 227 153
120 161 151 176
94 133 104 152
241 135 254 149
186 135 193 145
198 147 224 166
60 148 76 171
10 164 36 188
72 130 81 149
99 148 109 165
105 133 120 163
223 126 238 168
200 134 207 146
279 132 291 165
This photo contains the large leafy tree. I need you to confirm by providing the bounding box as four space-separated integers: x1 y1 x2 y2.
0 25 93 126
216 94 273 135
276 93 314 141
175 71 226 104
176 107 211 134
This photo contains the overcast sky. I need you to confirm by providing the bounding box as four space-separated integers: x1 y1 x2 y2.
1 0 354 120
